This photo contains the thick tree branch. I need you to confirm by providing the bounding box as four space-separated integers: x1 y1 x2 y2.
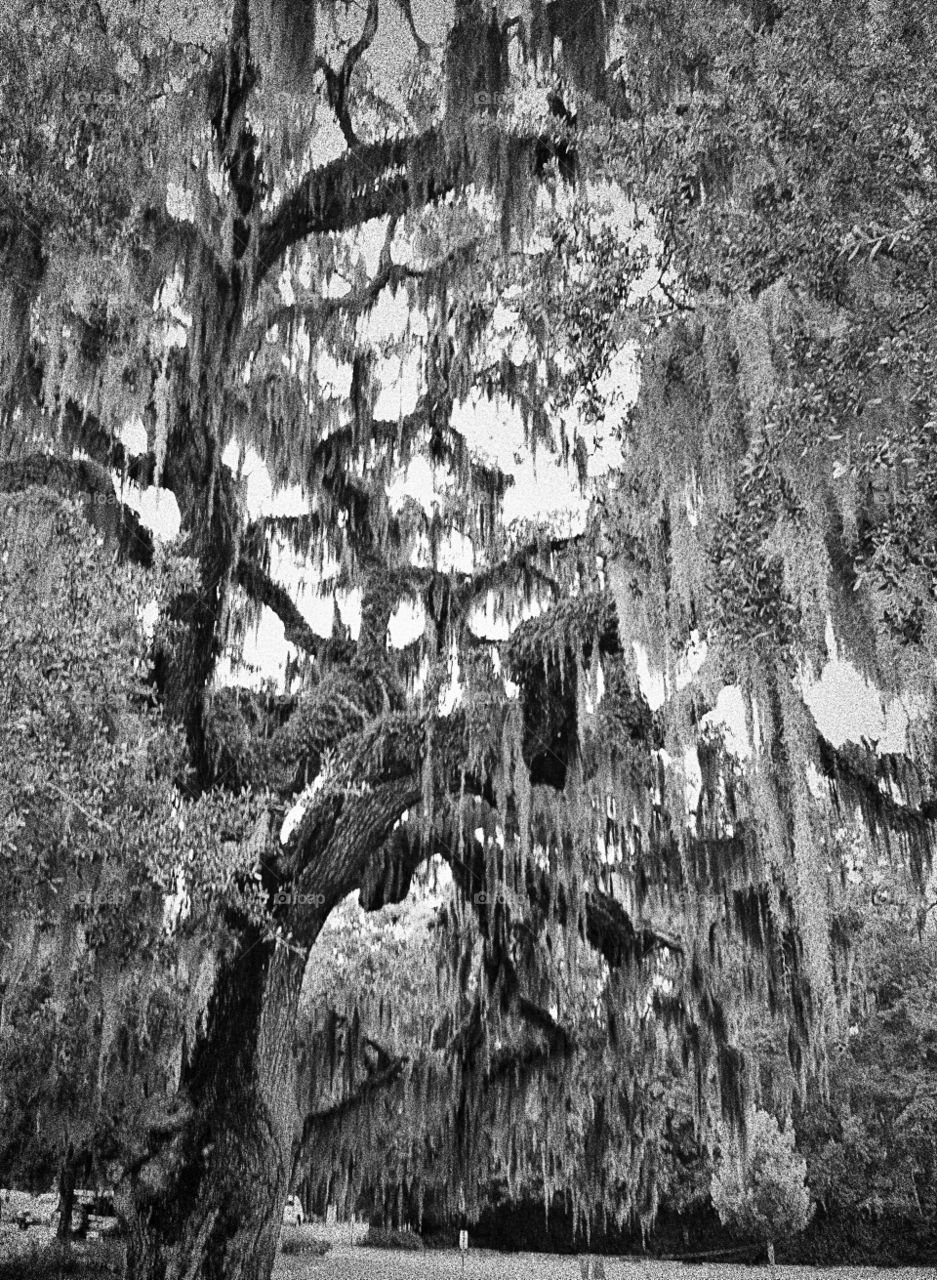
206 0 260 259
455 533 584 620
514 996 575 1056
308 399 513 516
15 351 158 490
241 233 481 356
582 888 684 967
256 120 575 285
289 779 423 927
817 732 937 842
258 133 432 281
240 261 413 354
390 0 429 56
302 1054 408 1132
357 806 684 972
290 1051 408 1185
235 554 324 656
255 671 378 797
269 713 426 929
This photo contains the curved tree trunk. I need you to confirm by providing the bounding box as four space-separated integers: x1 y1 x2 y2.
123 932 312 1280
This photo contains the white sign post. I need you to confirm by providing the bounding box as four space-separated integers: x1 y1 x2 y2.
459 1229 468 1276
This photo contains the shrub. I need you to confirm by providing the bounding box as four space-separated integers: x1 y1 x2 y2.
711 1109 814 1247
362 1225 425 1250
278 1227 332 1257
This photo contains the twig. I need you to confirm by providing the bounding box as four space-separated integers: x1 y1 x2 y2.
45 782 115 835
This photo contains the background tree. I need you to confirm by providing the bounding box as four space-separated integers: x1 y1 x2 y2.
0 488 259 1235
796 848 937 1227
2 4 704 1275
711 1109 813 1264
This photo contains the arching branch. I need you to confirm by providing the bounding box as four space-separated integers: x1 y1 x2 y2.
235 554 325 657
241 232 481 356
390 0 429 57
256 119 577 284
356 808 685 968
515 996 575 1056
257 132 438 281
300 1051 408 1132
285 777 423 944
455 532 586 619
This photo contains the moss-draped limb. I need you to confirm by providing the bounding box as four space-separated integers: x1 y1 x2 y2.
242 233 483 357
235 555 325 658
816 734 937 880
255 114 577 285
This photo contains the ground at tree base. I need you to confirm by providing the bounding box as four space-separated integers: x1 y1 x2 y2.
1 1229 935 1280
272 1248 937 1280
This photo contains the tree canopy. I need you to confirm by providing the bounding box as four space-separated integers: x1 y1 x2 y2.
2 1 937 1278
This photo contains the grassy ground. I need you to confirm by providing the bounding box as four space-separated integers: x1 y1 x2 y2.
0 1227 122 1279
2 1224 935 1279
272 1237 937 1280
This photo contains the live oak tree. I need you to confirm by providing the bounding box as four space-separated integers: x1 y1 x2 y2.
2 1 937 1279
0 4 691 1276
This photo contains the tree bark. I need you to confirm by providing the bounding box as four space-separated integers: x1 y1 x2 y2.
55 1144 77 1242
151 378 242 793
122 932 311 1280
